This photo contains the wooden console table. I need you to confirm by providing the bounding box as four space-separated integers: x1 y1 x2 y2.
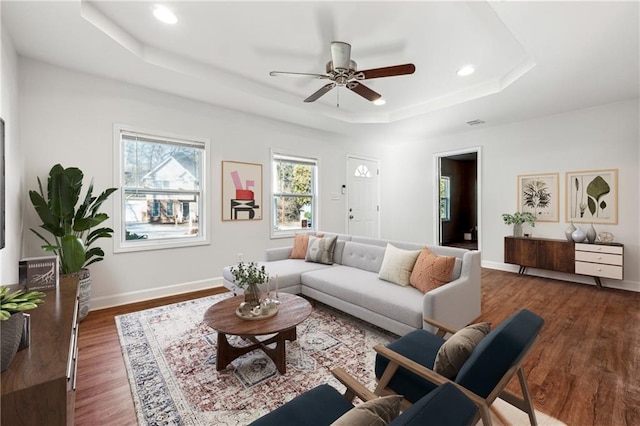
1 275 80 425
504 236 624 288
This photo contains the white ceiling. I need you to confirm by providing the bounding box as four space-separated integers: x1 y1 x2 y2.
2 1 638 141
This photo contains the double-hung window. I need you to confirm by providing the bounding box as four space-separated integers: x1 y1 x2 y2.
271 152 317 237
114 126 209 252
440 176 451 221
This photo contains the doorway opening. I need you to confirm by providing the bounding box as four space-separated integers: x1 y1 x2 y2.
434 148 481 250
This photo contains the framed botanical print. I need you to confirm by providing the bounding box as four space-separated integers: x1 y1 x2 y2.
517 173 559 222
221 161 263 221
566 169 618 224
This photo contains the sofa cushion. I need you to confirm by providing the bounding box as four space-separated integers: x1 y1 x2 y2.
302 266 424 329
306 235 338 264
331 395 403 426
249 384 353 426
223 260 332 292
378 244 421 286
340 241 387 273
291 232 325 259
433 322 491 379
409 248 456 293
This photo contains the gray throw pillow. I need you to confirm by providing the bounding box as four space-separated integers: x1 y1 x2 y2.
305 235 338 265
331 395 403 426
433 322 491 379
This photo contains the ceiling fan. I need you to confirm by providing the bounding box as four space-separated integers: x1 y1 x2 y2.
269 41 416 104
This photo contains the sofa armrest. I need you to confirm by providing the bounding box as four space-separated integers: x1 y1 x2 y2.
265 246 293 261
421 251 481 334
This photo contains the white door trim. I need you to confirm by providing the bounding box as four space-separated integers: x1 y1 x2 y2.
432 147 482 247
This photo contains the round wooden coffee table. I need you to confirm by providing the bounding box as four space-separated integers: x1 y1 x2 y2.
203 293 312 374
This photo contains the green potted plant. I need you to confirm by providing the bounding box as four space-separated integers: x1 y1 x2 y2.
29 164 117 320
502 212 536 237
1 287 46 371
230 261 269 307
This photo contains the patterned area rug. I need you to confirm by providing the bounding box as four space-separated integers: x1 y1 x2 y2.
116 293 565 426
115 293 396 425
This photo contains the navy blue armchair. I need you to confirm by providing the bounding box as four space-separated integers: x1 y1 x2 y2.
374 309 544 426
249 368 478 426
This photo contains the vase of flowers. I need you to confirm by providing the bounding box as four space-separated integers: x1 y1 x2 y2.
230 261 269 308
502 212 536 237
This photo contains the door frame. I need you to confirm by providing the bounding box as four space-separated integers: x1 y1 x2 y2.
432 147 482 247
346 154 380 238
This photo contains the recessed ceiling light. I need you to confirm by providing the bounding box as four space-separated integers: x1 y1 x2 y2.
153 5 177 24
457 65 475 76
373 98 386 106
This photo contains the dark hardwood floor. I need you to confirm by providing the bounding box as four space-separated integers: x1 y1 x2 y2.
74 270 640 425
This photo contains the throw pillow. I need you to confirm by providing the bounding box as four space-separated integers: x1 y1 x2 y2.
433 322 491 379
378 244 421 286
409 248 456 293
290 232 324 259
305 235 338 265
331 395 403 426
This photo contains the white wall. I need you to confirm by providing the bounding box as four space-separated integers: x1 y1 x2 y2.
381 99 640 291
18 58 386 308
0 25 23 285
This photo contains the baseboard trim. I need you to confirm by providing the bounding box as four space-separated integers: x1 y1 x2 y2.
90 277 225 311
481 261 640 293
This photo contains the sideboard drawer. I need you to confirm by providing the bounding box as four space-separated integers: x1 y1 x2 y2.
575 243 623 255
575 250 623 266
575 261 623 280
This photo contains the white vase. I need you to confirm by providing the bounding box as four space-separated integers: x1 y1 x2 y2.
564 222 576 242
586 223 597 244
513 223 523 237
572 227 586 243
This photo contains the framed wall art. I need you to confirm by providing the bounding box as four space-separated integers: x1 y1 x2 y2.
517 173 559 222
566 169 618 224
221 161 263 221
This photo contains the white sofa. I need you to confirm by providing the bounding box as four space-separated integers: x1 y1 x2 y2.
222 232 481 336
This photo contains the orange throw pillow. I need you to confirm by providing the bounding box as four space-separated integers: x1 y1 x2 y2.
409 247 456 293
290 232 324 259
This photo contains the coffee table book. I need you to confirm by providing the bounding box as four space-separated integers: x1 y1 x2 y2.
19 255 59 291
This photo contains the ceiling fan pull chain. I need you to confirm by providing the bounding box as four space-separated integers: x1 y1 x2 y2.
337 87 340 108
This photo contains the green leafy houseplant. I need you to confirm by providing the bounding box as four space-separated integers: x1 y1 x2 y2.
29 164 117 274
502 212 537 227
230 261 269 308
0 286 46 320
230 261 269 289
502 212 536 237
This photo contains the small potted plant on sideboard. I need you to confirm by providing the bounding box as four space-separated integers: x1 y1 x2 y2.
502 212 536 237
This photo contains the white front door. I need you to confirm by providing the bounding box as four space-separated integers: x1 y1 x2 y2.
347 156 379 238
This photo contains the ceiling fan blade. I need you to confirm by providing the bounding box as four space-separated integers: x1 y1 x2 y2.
270 71 330 79
356 64 416 80
346 82 382 102
304 82 337 102
330 41 351 70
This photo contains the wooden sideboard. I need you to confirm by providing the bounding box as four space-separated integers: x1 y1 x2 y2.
504 236 624 288
1 275 79 425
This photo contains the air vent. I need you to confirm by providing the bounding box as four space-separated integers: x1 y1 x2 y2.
466 119 485 126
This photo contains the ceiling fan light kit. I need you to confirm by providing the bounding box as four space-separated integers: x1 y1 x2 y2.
270 41 415 104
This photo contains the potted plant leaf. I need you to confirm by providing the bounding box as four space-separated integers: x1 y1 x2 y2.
230 261 269 308
29 164 117 320
502 212 536 237
1 286 46 371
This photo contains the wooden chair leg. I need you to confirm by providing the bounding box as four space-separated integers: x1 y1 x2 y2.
479 404 493 426
517 367 538 426
374 361 399 396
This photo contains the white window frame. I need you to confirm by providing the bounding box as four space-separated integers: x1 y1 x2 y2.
440 176 451 222
270 149 319 239
113 124 210 253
